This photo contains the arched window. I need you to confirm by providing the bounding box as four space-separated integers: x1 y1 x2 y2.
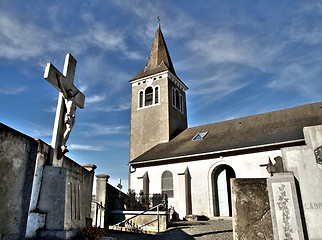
145 87 153 106
161 171 173 198
139 91 143 108
138 85 161 108
155 87 159 104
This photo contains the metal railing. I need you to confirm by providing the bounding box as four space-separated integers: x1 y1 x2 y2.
112 202 166 233
109 193 168 211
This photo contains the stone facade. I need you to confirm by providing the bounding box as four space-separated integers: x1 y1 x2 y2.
129 71 187 162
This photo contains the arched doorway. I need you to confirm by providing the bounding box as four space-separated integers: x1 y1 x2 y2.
212 165 235 216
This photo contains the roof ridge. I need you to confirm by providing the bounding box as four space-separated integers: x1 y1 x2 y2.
187 101 322 130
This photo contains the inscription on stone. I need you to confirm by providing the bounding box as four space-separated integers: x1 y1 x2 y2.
304 202 322 210
272 182 300 240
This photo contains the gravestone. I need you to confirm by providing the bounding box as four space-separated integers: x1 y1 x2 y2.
231 178 274 240
44 53 85 166
267 173 305 240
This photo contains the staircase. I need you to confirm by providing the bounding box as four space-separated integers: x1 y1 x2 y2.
109 203 167 234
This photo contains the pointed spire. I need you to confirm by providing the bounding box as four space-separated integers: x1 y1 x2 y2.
131 23 177 80
145 22 176 72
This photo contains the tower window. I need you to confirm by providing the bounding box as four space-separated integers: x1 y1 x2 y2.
175 89 180 109
161 170 173 198
138 85 161 108
172 87 184 113
145 87 153 106
155 87 159 104
139 91 143 108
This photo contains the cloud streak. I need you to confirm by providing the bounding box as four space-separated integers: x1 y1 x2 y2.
69 144 104 151
80 123 128 137
0 86 26 95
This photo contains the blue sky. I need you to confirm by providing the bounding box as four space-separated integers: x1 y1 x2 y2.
1 1 322 191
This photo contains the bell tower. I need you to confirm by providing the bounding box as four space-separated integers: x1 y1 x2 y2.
129 24 188 161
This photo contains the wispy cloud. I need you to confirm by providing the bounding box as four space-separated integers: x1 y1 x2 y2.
69 144 104 151
21 120 53 138
0 10 58 61
0 86 26 95
93 102 131 113
0 6 139 62
267 63 322 100
80 123 128 136
86 94 106 104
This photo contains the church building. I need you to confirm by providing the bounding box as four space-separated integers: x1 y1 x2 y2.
128 24 322 219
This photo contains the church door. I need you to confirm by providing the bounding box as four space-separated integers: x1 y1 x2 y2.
212 165 235 216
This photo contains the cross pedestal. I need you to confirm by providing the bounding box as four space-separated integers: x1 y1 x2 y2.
44 53 85 166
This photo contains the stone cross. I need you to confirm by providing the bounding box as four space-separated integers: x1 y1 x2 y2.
44 53 85 164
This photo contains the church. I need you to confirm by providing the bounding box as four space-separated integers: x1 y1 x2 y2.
127 24 322 219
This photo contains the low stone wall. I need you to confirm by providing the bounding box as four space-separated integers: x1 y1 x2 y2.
108 210 169 232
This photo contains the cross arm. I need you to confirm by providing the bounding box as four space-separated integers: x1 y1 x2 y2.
44 63 85 109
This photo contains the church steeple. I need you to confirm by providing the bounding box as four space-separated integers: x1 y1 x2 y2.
129 23 188 162
132 24 176 80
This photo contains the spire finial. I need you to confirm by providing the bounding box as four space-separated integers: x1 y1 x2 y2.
157 16 161 27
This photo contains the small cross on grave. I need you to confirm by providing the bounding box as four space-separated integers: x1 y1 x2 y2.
260 156 284 176
44 53 85 164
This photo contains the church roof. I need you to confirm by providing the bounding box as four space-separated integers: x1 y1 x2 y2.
131 101 322 166
131 24 177 81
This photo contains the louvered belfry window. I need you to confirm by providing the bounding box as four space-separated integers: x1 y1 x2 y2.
145 86 153 106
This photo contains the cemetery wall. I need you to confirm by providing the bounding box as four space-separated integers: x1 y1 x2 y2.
0 123 38 240
0 123 95 240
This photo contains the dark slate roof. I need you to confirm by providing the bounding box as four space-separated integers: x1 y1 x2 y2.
131 102 322 165
131 24 177 81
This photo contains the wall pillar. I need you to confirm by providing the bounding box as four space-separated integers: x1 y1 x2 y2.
95 174 109 228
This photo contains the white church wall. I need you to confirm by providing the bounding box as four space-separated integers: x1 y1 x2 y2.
130 149 280 219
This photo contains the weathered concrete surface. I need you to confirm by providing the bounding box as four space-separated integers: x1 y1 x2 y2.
0 123 96 240
36 159 95 237
0 123 38 240
267 173 304 240
231 178 273 240
282 125 322 239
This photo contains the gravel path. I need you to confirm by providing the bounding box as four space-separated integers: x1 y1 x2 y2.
104 219 233 240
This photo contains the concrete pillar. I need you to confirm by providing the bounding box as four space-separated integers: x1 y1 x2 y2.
177 168 192 219
95 174 109 228
81 164 97 172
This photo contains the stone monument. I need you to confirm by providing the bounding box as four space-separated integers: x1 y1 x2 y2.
267 172 305 240
44 53 85 165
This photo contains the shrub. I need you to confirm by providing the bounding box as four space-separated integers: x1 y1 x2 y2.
79 226 106 240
